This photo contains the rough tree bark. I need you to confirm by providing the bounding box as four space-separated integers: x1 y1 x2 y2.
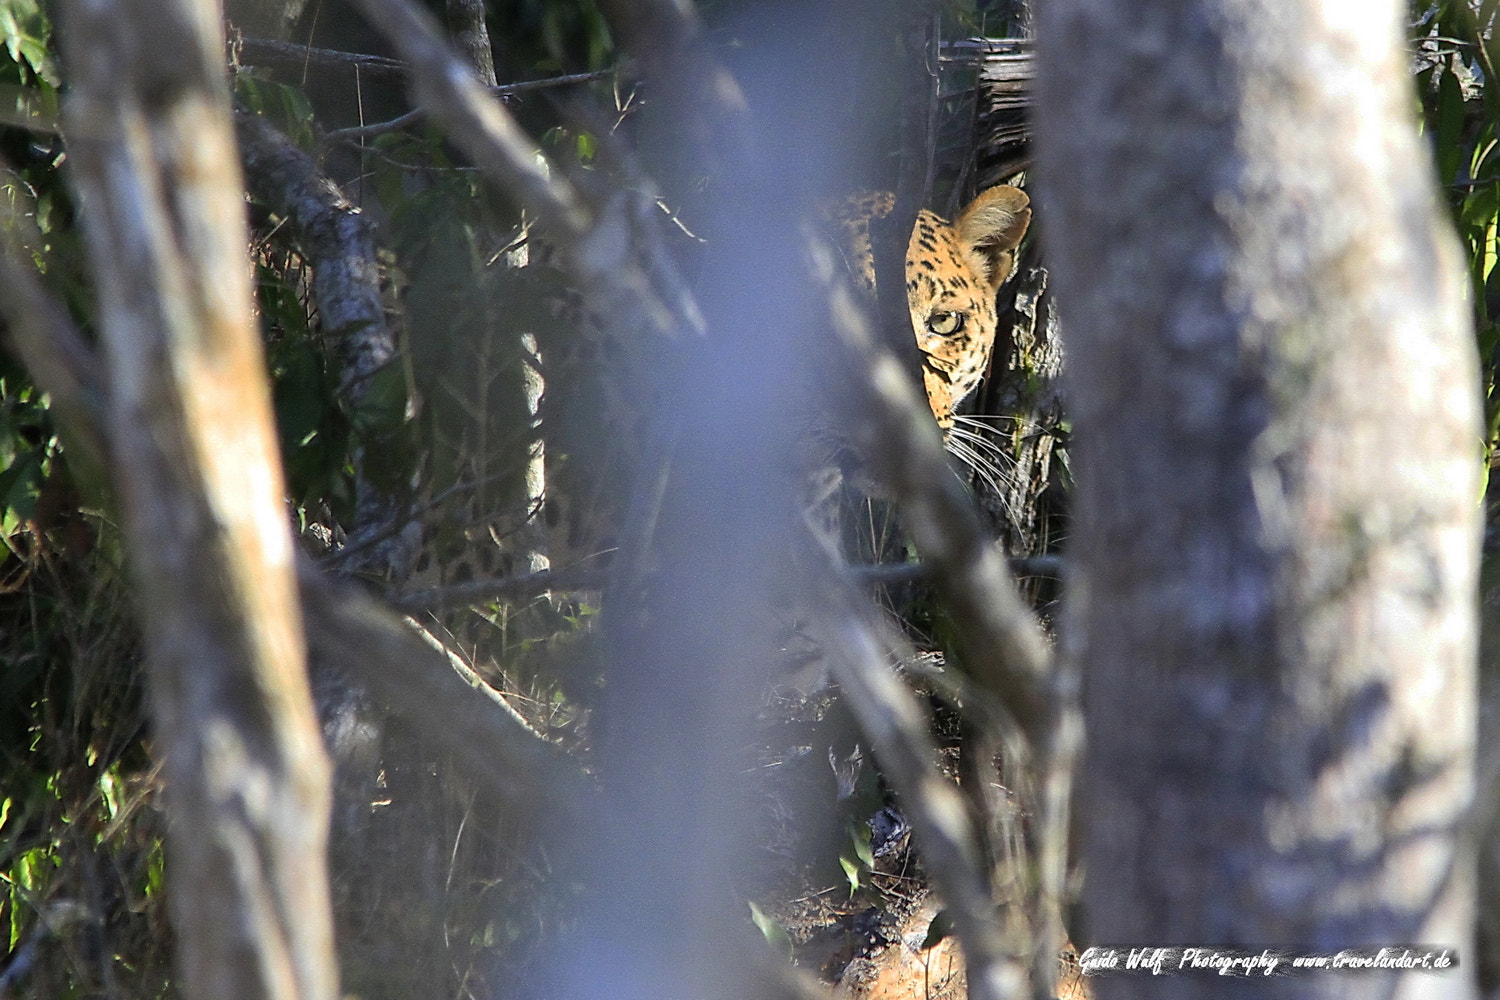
1034 2 1480 998
56 2 337 999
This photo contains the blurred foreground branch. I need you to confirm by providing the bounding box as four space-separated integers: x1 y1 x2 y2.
54 1 336 998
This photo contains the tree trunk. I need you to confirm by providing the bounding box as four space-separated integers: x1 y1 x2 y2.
57 2 337 999
1034 1 1480 998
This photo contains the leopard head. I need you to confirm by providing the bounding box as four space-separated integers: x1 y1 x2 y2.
826 186 1032 434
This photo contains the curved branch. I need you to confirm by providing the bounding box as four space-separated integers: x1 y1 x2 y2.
236 112 390 403
235 110 418 578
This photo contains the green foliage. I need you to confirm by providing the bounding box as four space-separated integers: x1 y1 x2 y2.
540 124 598 167
395 199 531 495
0 377 47 534
487 0 613 75
838 817 876 895
1415 1 1500 464
0 0 73 287
0 521 172 998
0 0 57 169
263 293 357 516
0 0 57 87
234 73 317 149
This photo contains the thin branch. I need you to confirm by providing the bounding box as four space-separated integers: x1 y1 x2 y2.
408 619 537 735
343 0 590 242
320 467 518 571
238 35 407 79
320 71 613 145
592 0 753 173
852 554 1062 588
346 0 693 340
298 557 595 822
385 555 1059 615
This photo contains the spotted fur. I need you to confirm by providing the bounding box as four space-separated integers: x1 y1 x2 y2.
823 187 1032 433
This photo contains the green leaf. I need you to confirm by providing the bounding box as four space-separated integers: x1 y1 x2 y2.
272 342 328 453
838 853 862 894
1484 266 1500 330
1436 65 1466 186
348 358 410 437
233 77 317 149
0 448 42 527
848 817 876 869
1461 183 1499 232
0 0 59 85
575 130 596 164
145 841 166 898
747 901 793 960
1470 126 1498 181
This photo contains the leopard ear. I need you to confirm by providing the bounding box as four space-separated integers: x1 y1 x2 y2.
955 186 1031 293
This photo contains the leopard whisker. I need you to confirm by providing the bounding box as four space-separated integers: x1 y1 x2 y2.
944 425 1031 528
946 423 1019 485
944 434 1010 499
946 422 1015 467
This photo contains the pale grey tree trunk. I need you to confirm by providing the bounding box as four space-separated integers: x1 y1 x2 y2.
1034 2 1480 998
57 2 338 998
447 0 552 580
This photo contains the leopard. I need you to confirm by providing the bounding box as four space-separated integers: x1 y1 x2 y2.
378 185 1035 601
820 185 1032 437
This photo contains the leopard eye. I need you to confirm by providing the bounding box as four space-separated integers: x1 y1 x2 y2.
925 311 965 336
